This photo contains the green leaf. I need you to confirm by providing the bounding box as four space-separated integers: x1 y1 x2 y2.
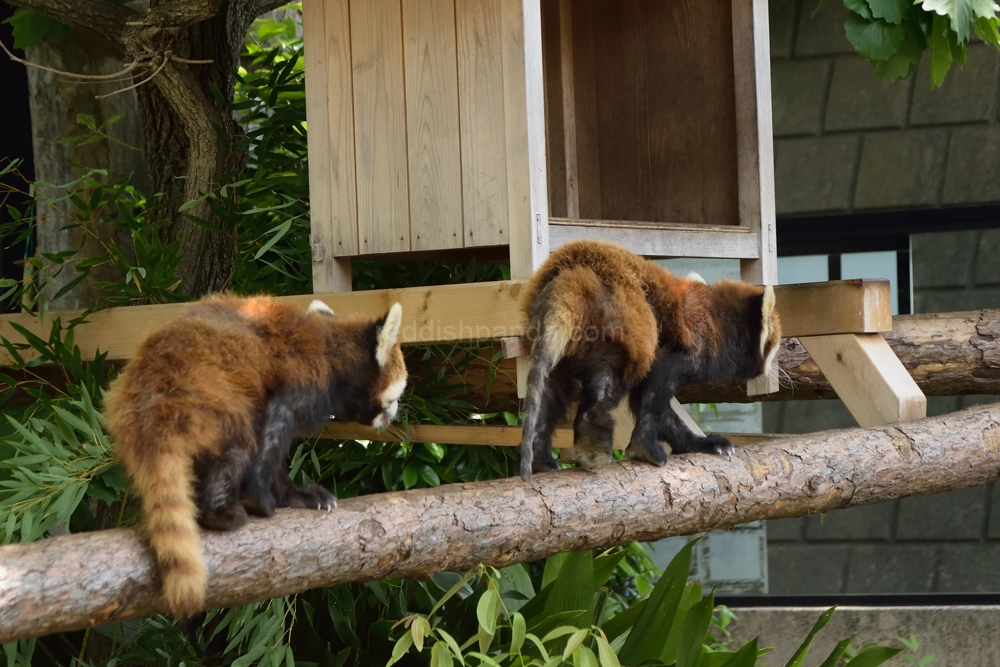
595 635 620 667
431 642 454 667
661 582 702 664
388 630 414 666
929 14 956 86
2 9 71 49
511 613 526 654
438 629 466 666
412 615 430 653
477 589 500 635
676 592 714 667
431 569 477 616
843 646 904 667
784 607 836 667
867 0 911 23
973 16 1000 46
818 638 854 667
845 14 907 61
573 645 600 667
543 551 594 627
920 0 997 42
844 0 874 20
593 551 626 588
618 540 696 666
721 639 758 667
563 628 590 660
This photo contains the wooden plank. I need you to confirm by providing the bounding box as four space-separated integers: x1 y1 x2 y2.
732 0 777 286
592 0 649 221
568 0 601 219
303 0 359 290
558 0 579 219
777 279 892 337
0 280 896 365
801 333 926 427
402 0 464 252
317 421 772 449
540 0 567 218
457 0 508 248
350 0 410 255
500 0 549 279
318 0 360 262
501 336 525 358
644 0 739 227
548 220 760 260
302 0 335 273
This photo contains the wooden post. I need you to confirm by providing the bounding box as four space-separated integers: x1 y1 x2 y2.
800 333 927 426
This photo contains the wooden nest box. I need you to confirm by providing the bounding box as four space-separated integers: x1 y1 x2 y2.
302 0 776 292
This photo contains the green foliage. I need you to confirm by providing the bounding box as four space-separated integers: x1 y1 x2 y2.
815 0 1000 85
2 8 71 49
386 546 903 667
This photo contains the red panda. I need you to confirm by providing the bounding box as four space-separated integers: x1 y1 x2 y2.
103 295 407 618
519 240 780 481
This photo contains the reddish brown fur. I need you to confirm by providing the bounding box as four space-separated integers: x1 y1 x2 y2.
104 295 406 617
520 240 780 479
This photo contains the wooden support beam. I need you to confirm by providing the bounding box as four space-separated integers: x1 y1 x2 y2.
548 218 761 260
800 333 926 427
4 403 999 643
0 279 892 365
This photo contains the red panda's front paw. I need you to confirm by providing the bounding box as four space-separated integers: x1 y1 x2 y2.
287 484 337 512
697 434 735 458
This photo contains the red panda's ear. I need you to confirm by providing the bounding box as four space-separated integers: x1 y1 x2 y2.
376 303 403 367
307 299 335 316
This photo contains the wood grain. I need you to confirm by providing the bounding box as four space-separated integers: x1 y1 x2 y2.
351 0 410 254
403 0 465 251
5 403 1000 642
548 219 760 260
0 280 894 365
801 333 926 426
318 0 359 260
501 0 549 279
457 0 508 248
732 0 777 286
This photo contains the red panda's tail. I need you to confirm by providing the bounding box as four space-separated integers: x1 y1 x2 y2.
121 436 205 618
520 267 598 481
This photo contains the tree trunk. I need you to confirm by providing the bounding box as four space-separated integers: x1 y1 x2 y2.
2 401 1000 643
25 28 146 310
8 0 291 298
439 310 1000 408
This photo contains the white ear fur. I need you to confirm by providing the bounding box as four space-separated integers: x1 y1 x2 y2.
760 285 776 355
686 272 707 285
308 299 335 316
376 303 403 367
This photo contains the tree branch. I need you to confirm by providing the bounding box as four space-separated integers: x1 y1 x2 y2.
2 0 135 46
2 402 1000 642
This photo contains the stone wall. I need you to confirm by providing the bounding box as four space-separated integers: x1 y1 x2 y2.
764 0 1000 595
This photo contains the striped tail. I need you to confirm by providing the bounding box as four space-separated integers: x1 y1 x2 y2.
129 442 205 618
520 275 582 481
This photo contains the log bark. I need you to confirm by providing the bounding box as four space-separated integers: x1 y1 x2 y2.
438 310 1000 407
3 402 1000 643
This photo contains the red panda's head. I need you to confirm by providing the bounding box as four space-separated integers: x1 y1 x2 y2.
309 301 408 430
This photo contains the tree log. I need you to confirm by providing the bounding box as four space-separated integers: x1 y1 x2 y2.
3 402 1000 642
435 310 1000 407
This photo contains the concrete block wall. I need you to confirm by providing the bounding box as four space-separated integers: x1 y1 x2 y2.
769 0 1000 217
764 0 1000 595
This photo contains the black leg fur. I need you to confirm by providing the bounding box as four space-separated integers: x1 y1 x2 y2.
271 464 337 511
195 444 251 531
572 370 626 469
627 352 734 466
520 348 571 480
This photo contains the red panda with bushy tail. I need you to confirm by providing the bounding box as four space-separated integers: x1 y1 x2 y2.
520 240 780 481
104 295 407 618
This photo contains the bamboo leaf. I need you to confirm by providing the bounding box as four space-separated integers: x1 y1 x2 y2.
784 607 837 667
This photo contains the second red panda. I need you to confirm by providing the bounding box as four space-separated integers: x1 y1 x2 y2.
520 240 781 480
